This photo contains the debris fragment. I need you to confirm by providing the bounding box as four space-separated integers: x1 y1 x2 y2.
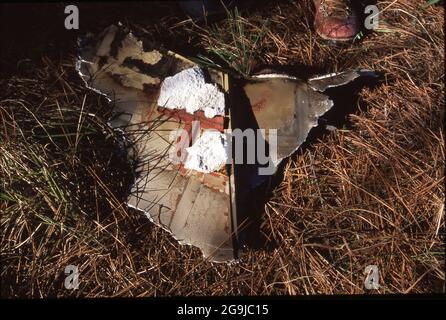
77 24 235 263
77 24 375 263
308 69 377 92
184 130 228 173
243 75 335 174
157 66 226 118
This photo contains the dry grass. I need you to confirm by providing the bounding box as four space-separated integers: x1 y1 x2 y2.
0 0 444 297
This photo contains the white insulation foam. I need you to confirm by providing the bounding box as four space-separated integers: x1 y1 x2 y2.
184 130 228 173
157 66 225 118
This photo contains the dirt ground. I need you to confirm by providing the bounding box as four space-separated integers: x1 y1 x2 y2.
0 0 444 297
